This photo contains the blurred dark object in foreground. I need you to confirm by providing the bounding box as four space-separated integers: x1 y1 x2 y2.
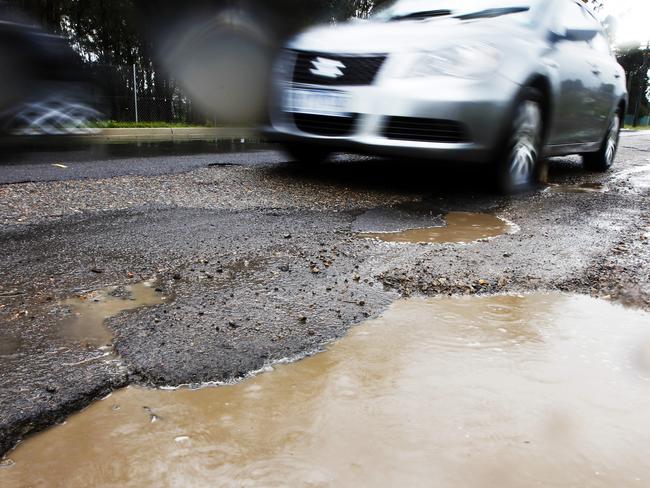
157 5 275 125
0 1 385 128
0 5 102 136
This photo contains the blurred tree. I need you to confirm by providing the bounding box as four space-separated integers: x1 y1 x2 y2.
584 0 604 12
617 44 650 125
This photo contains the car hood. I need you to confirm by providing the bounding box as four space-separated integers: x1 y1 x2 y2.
287 17 525 54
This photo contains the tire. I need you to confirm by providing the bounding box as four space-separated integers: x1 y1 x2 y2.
283 142 332 164
493 88 544 194
583 110 621 172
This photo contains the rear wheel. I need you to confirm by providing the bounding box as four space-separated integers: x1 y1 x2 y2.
494 89 544 194
283 142 332 164
583 111 621 172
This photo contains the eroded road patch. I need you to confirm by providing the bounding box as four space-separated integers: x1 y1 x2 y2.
3 293 650 487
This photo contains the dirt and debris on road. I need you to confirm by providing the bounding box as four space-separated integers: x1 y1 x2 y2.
1 133 649 460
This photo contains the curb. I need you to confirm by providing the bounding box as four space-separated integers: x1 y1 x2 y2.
0 127 259 146
91 127 258 142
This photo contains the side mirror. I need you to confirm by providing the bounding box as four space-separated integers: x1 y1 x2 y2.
564 28 599 42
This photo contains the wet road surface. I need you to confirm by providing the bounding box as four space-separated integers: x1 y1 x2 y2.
3 293 650 487
0 139 371 184
1 131 649 480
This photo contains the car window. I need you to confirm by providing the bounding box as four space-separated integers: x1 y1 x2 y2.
373 0 543 24
590 32 611 55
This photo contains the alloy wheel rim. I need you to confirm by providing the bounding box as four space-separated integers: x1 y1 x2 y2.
605 116 620 167
508 100 542 188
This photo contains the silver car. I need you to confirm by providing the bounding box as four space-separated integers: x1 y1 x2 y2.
266 0 627 192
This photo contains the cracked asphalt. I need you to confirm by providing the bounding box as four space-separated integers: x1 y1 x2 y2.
1 132 649 457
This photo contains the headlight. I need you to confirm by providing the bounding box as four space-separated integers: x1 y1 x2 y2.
403 43 502 79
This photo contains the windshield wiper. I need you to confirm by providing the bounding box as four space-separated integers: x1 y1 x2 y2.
390 9 452 21
456 7 529 20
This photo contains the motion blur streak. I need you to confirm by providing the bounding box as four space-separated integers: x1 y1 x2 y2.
0 5 102 137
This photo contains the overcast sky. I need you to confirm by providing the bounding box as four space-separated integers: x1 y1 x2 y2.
601 0 650 46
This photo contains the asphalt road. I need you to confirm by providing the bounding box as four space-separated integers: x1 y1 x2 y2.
1 132 649 456
0 140 273 184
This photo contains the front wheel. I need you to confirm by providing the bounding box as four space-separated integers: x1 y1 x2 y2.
493 89 544 194
583 111 621 172
283 142 332 164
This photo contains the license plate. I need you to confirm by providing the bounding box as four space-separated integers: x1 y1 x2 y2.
283 88 350 117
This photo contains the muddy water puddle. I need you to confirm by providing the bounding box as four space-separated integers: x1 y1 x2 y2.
360 212 515 244
3 293 650 487
547 182 609 194
59 281 168 347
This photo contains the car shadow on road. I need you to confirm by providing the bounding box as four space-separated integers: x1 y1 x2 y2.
266 151 588 200
544 155 595 181
270 155 497 197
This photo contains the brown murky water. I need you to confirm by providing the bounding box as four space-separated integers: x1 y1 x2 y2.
548 182 609 194
359 212 514 244
59 281 168 347
3 293 650 488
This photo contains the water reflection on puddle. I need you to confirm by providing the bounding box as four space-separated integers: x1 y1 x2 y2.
59 281 168 347
3 293 650 487
360 212 515 244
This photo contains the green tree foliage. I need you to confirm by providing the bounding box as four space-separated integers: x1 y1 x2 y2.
617 44 650 123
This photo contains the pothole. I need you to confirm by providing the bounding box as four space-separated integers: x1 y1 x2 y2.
547 182 609 194
359 212 515 244
58 281 170 347
3 293 650 487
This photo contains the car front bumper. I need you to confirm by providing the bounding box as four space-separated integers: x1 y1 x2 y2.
267 74 522 163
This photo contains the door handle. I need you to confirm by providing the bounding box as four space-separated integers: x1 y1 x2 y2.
591 68 601 75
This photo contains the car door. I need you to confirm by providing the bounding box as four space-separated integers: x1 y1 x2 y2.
587 31 619 139
545 0 601 145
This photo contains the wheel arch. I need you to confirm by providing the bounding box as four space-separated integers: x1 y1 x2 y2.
524 74 553 141
617 98 626 121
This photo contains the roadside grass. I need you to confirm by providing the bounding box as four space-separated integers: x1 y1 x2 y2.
624 125 650 131
93 121 213 129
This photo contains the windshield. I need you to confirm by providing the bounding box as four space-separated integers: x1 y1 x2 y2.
373 0 543 22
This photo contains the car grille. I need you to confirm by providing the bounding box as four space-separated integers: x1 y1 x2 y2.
292 51 386 86
293 113 358 137
383 117 471 143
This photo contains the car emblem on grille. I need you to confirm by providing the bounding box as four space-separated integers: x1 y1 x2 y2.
309 57 346 78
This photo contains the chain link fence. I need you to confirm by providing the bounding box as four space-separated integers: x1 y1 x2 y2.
87 63 215 125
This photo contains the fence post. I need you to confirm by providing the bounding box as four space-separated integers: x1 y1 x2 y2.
133 63 139 123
